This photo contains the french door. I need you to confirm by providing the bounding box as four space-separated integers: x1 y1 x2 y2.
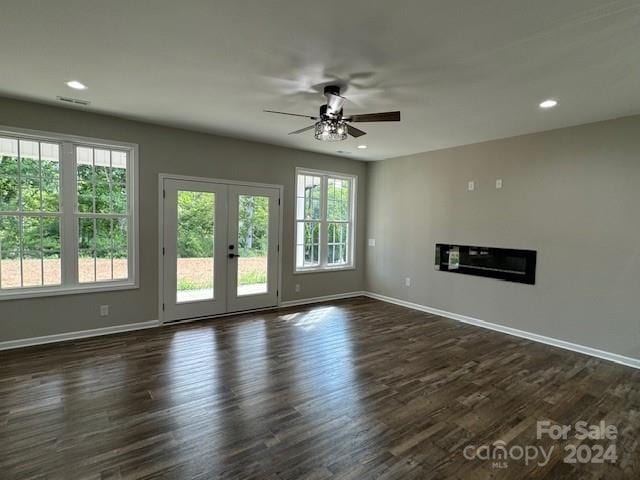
162 178 280 322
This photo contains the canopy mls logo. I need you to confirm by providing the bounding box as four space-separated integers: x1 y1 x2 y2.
463 420 618 469
463 440 553 469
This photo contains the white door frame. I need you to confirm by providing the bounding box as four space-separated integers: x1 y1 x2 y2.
158 173 284 324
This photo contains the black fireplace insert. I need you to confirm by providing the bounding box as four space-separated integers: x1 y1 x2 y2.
435 244 536 284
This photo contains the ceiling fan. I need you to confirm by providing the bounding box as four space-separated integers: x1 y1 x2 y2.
264 85 400 141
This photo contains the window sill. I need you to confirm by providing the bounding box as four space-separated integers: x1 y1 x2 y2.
0 281 139 301
294 266 356 275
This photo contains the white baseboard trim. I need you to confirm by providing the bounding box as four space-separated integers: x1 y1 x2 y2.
364 291 640 370
0 319 161 351
279 291 366 308
1 292 365 351
4 291 636 371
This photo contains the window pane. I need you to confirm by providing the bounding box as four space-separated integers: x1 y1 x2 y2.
19 140 40 178
77 186 94 212
111 151 127 184
22 216 42 287
237 195 269 296
113 218 128 280
108 150 127 214
78 218 95 283
1 176 18 212
296 222 320 268
76 146 93 167
327 222 348 266
94 150 110 214
0 138 18 170
77 147 94 213
42 173 60 212
42 216 61 286
20 176 41 211
296 174 321 220
327 177 350 221
111 182 127 214
177 190 214 303
0 138 19 212
0 216 21 288
96 218 113 281
41 143 60 212
77 159 94 182
94 149 110 168
76 146 127 215
301 221 320 267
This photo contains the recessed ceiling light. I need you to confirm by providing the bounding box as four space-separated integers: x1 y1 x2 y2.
539 99 558 109
357 145 367 149
66 80 87 90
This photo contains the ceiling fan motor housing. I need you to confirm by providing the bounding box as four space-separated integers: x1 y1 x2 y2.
323 85 341 96
320 103 343 120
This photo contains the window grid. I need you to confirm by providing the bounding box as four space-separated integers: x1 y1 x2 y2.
0 136 62 289
295 169 355 272
76 145 129 284
327 222 348 266
296 173 322 268
0 128 136 298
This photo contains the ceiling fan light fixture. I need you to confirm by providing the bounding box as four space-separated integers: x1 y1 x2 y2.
314 120 348 141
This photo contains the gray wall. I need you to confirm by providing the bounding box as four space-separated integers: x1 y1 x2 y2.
366 115 640 359
0 97 366 342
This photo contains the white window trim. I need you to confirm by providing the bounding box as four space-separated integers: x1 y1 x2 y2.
0 125 139 300
294 167 357 274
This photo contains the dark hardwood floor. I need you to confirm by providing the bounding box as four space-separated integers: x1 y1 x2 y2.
1 297 638 479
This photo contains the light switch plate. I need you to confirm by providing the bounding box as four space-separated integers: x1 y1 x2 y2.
368 238 376 247
468 181 475 191
496 178 503 189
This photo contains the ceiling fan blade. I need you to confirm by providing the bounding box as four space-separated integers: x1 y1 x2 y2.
325 93 346 115
288 125 316 135
347 124 367 138
345 111 401 122
264 110 318 120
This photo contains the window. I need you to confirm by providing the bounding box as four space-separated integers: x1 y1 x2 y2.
295 168 356 272
0 127 137 299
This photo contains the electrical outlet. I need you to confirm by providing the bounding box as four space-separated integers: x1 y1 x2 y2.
99 305 109 317
468 181 475 191
368 238 376 247
496 178 503 189
295 284 301 293
405 277 411 287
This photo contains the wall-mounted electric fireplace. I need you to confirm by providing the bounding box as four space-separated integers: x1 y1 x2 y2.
435 244 537 284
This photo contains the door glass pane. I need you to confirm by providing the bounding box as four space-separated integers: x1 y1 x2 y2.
237 195 268 296
176 191 215 303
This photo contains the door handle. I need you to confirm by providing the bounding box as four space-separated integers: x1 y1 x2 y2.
228 253 240 259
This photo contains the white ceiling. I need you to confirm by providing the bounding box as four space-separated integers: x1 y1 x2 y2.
1 0 639 160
